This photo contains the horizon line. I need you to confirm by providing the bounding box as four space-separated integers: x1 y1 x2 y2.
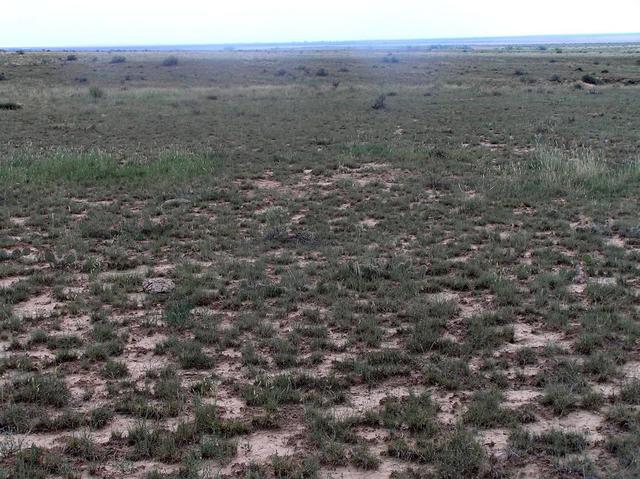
3 31 640 51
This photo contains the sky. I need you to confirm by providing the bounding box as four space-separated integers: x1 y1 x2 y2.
3 0 640 48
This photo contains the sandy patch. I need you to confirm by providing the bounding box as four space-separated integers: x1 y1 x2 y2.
527 410 605 443
221 426 304 475
622 361 640 379
359 218 379 228
504 389 542 407
498 323 569 354
334 384 424 418
0 276 27 288
13 291 61 319
480 428 510 458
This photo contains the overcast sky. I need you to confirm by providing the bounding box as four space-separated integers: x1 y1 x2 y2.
4 0 640 48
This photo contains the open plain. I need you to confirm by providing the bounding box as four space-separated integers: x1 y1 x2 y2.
1 45 640 478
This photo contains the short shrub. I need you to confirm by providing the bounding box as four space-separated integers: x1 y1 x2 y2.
162 56 179 67
10 374 70 407
89 86 105 99
372 94 386 110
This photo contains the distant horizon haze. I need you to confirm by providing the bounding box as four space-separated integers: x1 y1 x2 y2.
5 33 640 52
3 1 640 49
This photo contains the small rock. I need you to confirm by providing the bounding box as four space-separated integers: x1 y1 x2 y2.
143 278 175 294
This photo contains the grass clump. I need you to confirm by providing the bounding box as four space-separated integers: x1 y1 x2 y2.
380 392 439 433
101 360 129 379
1 150 223 188
243 374 301 409
620 379 640 404
435 429 487 479
7 445 71 479
7 374 70 407
509 428 587 456
89 86 104 99
504 144 640 199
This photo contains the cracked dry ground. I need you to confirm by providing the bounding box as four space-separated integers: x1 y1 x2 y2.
2 159 639 479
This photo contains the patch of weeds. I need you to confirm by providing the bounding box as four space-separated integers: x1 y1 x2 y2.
194 403 249 437
64 433 103 460
509 428 587 456
606 429 640 473
435 428 487 479
466 312 514 351
554 456 601 479
272 455 320 479
354 315 384 347
7 374 70 407
89 86 104 99
463 390 518 428
84 339 125 361
164 301 192 329
620 379 640 404
156 337 213 369
380 392 439 433
7 445 71 478
88 406 113 429
515 347 538 366
350 444 380 470
424 356 477 390
407 317 447 353
306 409 358 445
243 374 301 409
336 349 413 383
101 360 129 379
200 436 237 462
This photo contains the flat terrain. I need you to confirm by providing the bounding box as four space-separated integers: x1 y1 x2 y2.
1 45 640 479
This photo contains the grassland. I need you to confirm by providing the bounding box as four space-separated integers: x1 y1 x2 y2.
1 44 640 479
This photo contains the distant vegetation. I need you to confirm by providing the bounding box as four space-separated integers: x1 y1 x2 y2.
162 55 179 67
88 86 104 100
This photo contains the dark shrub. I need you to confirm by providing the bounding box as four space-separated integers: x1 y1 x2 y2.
0 102 21 110
372 94 386 110
582 74 602 85
162 56 179 67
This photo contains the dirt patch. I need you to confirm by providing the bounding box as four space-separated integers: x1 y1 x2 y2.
13 291 61 319
528 411 605 444
480 428 510 458
498 323 570 353
0 276 27 288
9 216 29 226
334 384 424 418
359 218 379 228
504 389 542 407
221 426 304 475
622 361 640 379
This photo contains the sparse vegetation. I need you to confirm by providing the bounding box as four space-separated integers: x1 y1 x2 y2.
1 45 638 479
89 85 104 99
